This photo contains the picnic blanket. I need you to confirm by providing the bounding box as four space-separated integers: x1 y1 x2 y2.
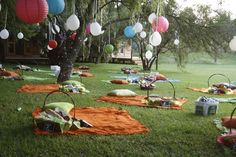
32 107 149 135
111 76 180 83
98 95 187 110
17 84 60 93
187 87 236 95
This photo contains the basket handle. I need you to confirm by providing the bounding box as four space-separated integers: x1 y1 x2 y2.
229 107 236 134
43 90 76 120
147 80 176 100
207 73 231 87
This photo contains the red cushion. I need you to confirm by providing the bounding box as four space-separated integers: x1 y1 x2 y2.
155 73 167 80
110 80 129 84
222 116 236 128
80 72 93 77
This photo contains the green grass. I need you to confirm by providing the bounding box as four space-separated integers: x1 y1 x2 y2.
0 55 236 156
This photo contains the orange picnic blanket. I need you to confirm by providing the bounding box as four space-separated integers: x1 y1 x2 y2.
98 95 188 110
0 69 19 77
17 84 59 93
187 87 236 95
32 107 149 135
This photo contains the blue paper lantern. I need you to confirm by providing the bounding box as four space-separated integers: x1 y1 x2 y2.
124 26 135 38
47 0 65 14
132 42 138 49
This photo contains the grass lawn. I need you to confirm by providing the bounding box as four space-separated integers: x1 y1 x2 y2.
0 53 236 156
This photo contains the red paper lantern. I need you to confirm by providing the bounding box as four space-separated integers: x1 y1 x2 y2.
16 0 48 24
70 32 77 40
48 40 58 49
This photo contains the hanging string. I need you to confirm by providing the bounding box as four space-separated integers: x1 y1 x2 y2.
72 0 75 14
4 7 8 28
48 22 52 40
109 22 111 44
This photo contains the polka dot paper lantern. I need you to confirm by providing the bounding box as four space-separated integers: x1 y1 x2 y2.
48 40 58 49
16 0 48 24
47 0 65 15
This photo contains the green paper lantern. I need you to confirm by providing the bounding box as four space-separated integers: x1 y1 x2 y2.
146 44 153 51
104 44 114 54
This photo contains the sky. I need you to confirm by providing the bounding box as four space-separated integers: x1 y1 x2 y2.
176 0 236 19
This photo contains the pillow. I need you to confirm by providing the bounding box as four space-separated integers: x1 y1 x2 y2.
61 80 83 86
110 79 129 84
107 89 137 97
80 72 93 77
44 102 74 114
155 73 167 80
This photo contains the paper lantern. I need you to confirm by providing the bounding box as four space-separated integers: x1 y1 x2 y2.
124 26 135 38
104 44 114 54
90 22 102 36
70 32 77 40
16 0 48 24
140 31 146 38
157 16 169 32
66 14 80 31
133 22 143 33
229 36 236 51
0 29 9 39
47 45 53 50
148 13 157 24
174 39 179 45
145 50 153 60
152 17 159 32
132 42 138 49
0 3 1 12
149 32 162 46
48 40 58 49
47 0 65 14
51 24 60 34
86 23 91 34
146 44 153 51
17 32 24 39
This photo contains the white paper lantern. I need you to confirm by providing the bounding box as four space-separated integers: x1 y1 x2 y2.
90 21 102 36
52 24 60 34
64 23 69 31
66 14 80 31
140 31 146 38
148 13 157 24
149 32 162 46
17 32 24 39
0 29 9 39
47 45 53 50
174 39 179 45
229 36 236 51
133 22 143 33
145 50 153 60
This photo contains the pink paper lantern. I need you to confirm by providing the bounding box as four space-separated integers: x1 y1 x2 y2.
16 0 48 24
86 23 91 34
152 16 169 33
152 17 159 32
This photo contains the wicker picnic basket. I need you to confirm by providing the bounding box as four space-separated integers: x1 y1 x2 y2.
146 80 176 107
33 90 76 133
